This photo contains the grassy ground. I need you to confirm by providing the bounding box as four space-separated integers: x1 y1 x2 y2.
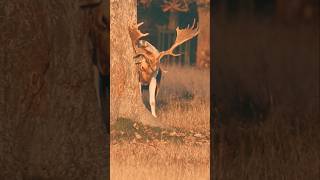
218 116 319 180
214 15 319 180
110 66 210 180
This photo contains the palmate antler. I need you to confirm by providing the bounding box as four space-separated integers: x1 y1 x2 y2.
157 19 199 62
128 22 159 62
128 20 199 65
128 22 148 54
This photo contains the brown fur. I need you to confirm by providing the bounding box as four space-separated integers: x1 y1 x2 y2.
134 56 157 84
134 41 160 85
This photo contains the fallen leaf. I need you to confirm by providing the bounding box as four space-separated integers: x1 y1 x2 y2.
135 132 142 139
169 131 177 136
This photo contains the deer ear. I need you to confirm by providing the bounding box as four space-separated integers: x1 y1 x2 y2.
134 54 145 64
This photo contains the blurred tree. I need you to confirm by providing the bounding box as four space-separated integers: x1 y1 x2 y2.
0 0 107 178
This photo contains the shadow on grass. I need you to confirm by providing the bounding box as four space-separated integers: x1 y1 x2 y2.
111 118 209 145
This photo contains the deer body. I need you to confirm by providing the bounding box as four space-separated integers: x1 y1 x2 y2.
134 40 162 117
128 21 199 118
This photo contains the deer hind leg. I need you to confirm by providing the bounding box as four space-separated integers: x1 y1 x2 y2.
149 77 157 118
155 85 159 99
155 68 162 99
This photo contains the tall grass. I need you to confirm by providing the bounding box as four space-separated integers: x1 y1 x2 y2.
157 66 210 133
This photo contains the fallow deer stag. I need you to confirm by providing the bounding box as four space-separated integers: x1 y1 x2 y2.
128 20 199 118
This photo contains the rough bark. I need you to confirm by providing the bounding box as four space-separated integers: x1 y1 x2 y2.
0 0 107 179
110 0 164 127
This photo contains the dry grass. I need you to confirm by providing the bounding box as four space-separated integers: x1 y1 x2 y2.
111 142 209 180
218 114 319 180
214 15 319 179
157 65 210 133
111 66 210 180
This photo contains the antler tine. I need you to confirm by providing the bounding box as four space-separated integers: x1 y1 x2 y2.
128 21 150 56
137 22 144 28
191 19 196 29
128 22 149 42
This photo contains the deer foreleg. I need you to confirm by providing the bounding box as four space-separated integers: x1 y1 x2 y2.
149 77 157 118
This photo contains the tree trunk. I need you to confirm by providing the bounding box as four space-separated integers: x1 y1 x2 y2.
110 0 164 127
0 0 107 179
197 5 210 68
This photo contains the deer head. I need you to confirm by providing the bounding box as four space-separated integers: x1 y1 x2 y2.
128 20 199 83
